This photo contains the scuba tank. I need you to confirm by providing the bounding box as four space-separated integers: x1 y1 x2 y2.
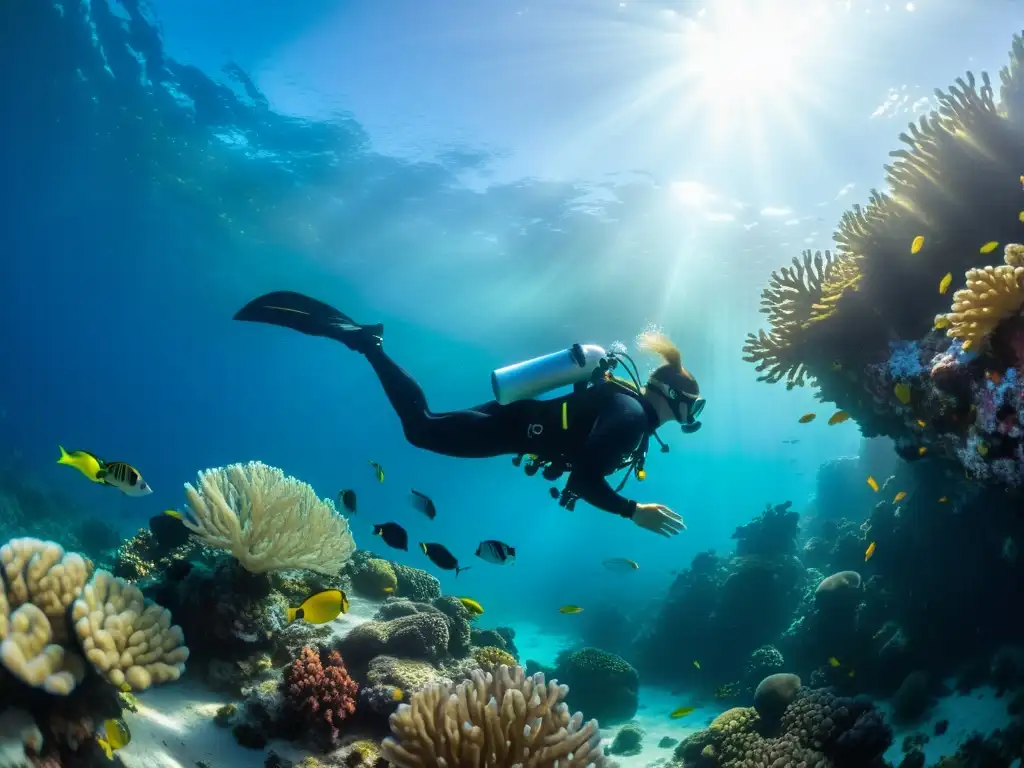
491 343 608 405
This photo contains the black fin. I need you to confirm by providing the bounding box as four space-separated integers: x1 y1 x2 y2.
233 291 384 351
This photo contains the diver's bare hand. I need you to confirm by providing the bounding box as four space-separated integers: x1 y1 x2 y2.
633 503 685 537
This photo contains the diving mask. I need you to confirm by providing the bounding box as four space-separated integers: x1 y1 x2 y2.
648 377 705 433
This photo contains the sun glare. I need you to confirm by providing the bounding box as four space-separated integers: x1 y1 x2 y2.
675 0 833 143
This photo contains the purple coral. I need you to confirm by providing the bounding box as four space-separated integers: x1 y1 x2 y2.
887 340 925 379
285 646 358 747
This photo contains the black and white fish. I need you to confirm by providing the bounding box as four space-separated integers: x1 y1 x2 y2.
476 539 515 565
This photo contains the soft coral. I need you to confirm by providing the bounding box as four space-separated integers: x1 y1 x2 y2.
285 646 358 747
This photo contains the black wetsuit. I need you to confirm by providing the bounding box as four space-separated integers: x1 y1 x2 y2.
364 346 658 518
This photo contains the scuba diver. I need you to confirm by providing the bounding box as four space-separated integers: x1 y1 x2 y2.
233 291 704 538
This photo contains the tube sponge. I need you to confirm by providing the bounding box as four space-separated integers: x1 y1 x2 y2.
381 664 609 768
937 244 1024 351
71 569 189 691
182 461 356 575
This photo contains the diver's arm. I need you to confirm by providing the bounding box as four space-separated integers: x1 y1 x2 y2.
566 469 637 517
565 399 646 517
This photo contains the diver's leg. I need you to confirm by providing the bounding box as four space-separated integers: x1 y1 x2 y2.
364 347 534 458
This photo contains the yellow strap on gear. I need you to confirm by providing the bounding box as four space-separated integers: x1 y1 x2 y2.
561 401 568 430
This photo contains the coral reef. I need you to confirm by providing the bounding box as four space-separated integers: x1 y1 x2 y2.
742 33 1024 461
0 537 188 694
554 647 639 725
183 461 356 574
350 558 397 598
473 645 516 670
672 686 892 768
284 646 358 748
608 723 644 757
380 665 609 767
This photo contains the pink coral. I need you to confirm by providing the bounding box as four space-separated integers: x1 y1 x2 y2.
286 646 358 746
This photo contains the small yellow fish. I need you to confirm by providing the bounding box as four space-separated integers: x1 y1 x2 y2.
163 509 183 520
866 476 879 492
693 660 701 670
287 589 349 624
865 541 877 561
669 706 697 719
917 419 927 428
980 241 999 254
57 446 107 483
392 688 404 702
828 411 850 426
457 597 484 616
911 235 925 254
96 718 131 760
559 605 583 614
119 682 132 693
939 272 953 294
893 491 907 503
798 413 816 424
978 442 989 457
939 496 949 503
934 315 950 329
382 586 394 593
918 446 928 456
894 382 911 405
1019 211 1024 223
368 460 385 483
828 657 841 668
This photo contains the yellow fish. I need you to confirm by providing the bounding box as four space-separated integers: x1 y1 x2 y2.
57 446 107 483
96 718 131 760
828 657 841 668
392 688 404 702
368 460 385 482
919 446 928 456
559 605 583 614
894 382 911 405
798 413 816 424
163 509 183 520
457 597 484 616
939 272 953 294
980 241 999 254
866 476 879 492
939 496 949 503
693 660 701 670
828 411 851 426
893 491 907 503
934 315 950 329
865 541 877 561
917 419 927 428
287 589 349 624
978 442 989 457
1019 211 1024 223
911 235 925 254
669 706 697 719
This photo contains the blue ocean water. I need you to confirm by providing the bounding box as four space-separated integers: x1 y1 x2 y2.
3 1 1024 764
0 0 1008 626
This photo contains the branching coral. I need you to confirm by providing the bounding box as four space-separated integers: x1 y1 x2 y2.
742 250 838 389
285 646 358 747
182 461 356 575
380 665 609 768
936 244 1024 351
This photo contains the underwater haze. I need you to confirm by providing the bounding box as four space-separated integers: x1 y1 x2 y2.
5 0 1024 766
